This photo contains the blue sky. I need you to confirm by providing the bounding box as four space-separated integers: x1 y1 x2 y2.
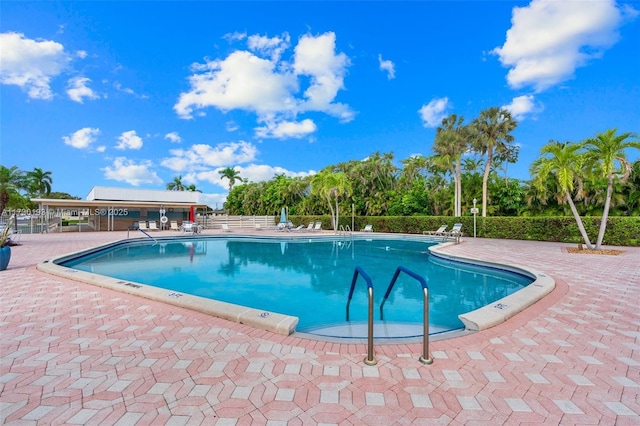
1 1 639 207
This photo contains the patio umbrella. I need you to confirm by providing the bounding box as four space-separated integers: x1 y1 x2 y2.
189 206 195 222
279 207 286 224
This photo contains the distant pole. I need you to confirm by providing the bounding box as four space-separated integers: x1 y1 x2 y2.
473 198 477 238
352 203 354 232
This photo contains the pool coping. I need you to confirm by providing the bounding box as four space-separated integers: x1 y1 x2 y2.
429 241 556 331
36 234 554 339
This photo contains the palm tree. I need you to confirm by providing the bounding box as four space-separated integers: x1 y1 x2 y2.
530 140 593 249
26 167 53 197
219 167 242 192
186 184 202 193
433 114 469 217
471 107 518 217
0 166 26 216
584 129 640 249
166 175 186 191
311 169 352 232
399 155 428 189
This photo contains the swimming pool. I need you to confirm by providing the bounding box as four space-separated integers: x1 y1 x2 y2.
55 235 534 338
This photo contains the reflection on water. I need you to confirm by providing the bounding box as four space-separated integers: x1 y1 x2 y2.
61 237 532 333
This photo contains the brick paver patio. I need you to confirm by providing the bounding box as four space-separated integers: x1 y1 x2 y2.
1 230 638 425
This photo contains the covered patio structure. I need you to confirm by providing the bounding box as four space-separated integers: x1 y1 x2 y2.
30 186 209 232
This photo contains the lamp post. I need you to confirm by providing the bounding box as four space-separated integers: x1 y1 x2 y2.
472 198 477 238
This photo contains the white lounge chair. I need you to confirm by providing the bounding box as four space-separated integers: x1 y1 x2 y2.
221 223 231 232
148 221 159 231
445 223 463 243
424 225 447 237
292 224 305 232
313 222 322 232
138 221 148 230
170 221 180 231
304 222 315 232
361 224 373 232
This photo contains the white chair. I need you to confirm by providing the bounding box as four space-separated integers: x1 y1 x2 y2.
361 224 373 232
313 222 322 232
221 223 231 232
148 221 159 231
138 221 148 230
170 221 180 231
445 223 463 243
181 222 194 234
423 225 447 237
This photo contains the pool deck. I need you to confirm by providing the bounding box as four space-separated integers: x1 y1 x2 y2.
1 230 639 425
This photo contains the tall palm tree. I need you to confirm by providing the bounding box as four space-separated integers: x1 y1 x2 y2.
186 184 202 193
166 175 186 191
311 169 352 232
0 166 26 216
530 140 593 249
584 129 640 249
471 107 518 217
433 114 469 217
26 167 53 197
219 167 242 192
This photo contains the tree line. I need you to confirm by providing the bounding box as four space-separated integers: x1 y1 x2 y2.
224 108 639 251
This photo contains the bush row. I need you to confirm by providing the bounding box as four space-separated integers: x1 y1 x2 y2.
290 215 640 247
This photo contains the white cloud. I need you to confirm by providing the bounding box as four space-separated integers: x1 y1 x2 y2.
62 127 100 149
115 130 143 150
67 76 99 103
174 31 354 137
102 157 163 186
418 97 450 128
492 0 633 91
503 95 542 121
197 164 315 190
378 54 396 79
199 192 228 209
226 121 239 132
113 82 135 95
247 33 290 62
255 118 317 139
76 50 88 59
223 31 246 43
293 32 354 121
174 50 296 118
0 32 70 99
165 132 182 143
160 141 259 172
112 81 148 99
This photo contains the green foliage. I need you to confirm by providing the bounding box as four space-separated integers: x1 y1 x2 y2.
290 215 640 246
1 217 13 247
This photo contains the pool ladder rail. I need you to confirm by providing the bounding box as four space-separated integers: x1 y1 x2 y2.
338 225 352 237
346 265 433 366
127 226 158 245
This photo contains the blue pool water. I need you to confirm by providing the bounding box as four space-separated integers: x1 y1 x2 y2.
59 236 533 337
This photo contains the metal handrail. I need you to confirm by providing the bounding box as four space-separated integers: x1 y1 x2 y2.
380 266 433 365
346 266 376 366
127 226 158 244
338 225 352 237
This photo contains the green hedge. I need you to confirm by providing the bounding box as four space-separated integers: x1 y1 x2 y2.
290 215 640 247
